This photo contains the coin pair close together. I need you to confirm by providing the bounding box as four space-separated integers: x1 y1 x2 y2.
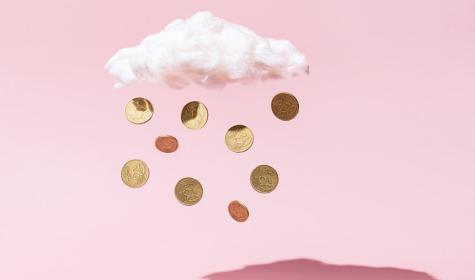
121 92 299 222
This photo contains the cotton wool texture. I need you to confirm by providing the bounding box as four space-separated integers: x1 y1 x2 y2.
105 11 309 89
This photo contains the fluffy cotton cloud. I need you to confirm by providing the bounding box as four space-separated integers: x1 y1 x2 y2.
105 11 309 89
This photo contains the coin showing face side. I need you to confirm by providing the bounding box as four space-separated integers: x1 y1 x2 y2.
271 92 299 121
121 159 149 188
155 135 179 153
125 97 154 124
250 165 279 193
228 200 249 222
181 101 208 130
175 177 203 206
225 125 254 153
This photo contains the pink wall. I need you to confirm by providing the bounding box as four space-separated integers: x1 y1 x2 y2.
0 0 474 279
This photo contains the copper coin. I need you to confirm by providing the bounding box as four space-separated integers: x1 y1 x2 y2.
271 92 299 121
228 200 249 222
155 135 179 153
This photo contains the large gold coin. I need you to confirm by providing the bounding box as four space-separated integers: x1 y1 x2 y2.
250 165 279 193
125 97 154 124
181 101 208 130
121 159 149 188
175 177 203 206
271 92 299 121
228 200 249 222
225 125 254 153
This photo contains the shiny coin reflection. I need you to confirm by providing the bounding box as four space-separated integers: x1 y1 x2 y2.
175 177 203 206
250 164 279 193
228 200 249 222
125 97 154 124
225 125 254 153
121 159 149 188
271 92 299 121
181 101 208 130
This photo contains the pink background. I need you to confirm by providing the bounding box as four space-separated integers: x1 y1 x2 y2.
1 0 474 279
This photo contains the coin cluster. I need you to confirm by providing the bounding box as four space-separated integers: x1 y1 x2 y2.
120 92 300 222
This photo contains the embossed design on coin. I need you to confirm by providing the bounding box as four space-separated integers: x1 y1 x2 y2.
250 165 279 193
181 101 208 130
121 159 149 188
155 135 179 153
125 97 154 124
175 177 203 206
271 92 299 121
225 125 254 153
228 200 249 222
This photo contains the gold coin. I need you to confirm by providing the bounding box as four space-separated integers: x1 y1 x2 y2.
121 159 149 188
250 165 279 193
175 177 203 206
228 200 249 222
181 101 208 130
125 97 154 124
271 92 299 121
225 125 254 153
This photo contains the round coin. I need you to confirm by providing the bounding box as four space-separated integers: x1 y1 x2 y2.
155 135 179 153
121 159 149 188
181 101 208 130
225 125 254 153
250 165 279 193
175 177 203 206
125 97 154 124
271 92 299 121
228 200 249 222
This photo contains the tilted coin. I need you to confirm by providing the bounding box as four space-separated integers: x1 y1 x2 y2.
175 177 203 206
250 165 279 193
125 97 154 124
181 101 208 130
271 92 299 121
121 159 149 188
228 200 249 222
225 125 254 153
155 135 179 153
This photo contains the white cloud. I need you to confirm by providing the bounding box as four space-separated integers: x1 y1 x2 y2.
105 11 309 89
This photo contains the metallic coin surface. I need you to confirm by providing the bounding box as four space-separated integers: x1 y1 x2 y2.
181 101 208 130
271 92 299 121
225 125 254 153
155 135 179 153
228 200 249 222
121 159 149 188
175 177 203 206
125 97 154 124
250 165 279 193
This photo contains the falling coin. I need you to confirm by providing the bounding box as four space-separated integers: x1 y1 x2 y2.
225 125 254 153
155 135 179 153
250 165 279 193
228 200 249 222
125 97 154 124
175 177 203 206
271 92 299 121
121 159 149 188
181 101 208 130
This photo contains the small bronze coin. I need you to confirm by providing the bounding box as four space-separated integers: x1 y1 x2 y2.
250 165 279 193
271 92 299 121
228 200 249 222
121 159 149 188
225 125 254 153
125 97 154 124
155 135 179 153
181 101 208 130
175 177 203 206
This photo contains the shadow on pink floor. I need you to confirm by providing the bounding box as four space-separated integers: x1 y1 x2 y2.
202 259 437 280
